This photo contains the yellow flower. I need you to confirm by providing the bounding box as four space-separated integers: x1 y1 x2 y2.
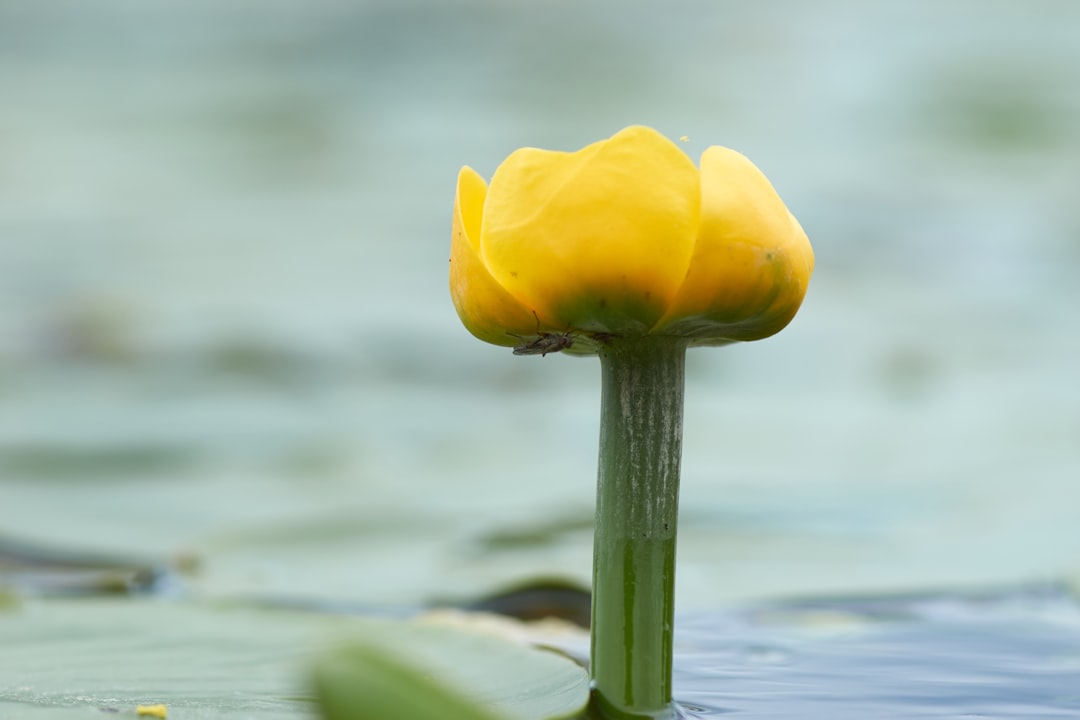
449 126 813 353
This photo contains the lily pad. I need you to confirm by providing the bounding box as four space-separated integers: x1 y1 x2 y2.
0 598 589 720
314 619 590 720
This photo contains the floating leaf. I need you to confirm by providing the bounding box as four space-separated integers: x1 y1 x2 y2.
313 616 589 720
0 598 589 720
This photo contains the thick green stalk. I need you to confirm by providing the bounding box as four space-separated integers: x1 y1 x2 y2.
590 336 687 720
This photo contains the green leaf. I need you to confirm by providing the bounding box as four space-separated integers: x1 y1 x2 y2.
313 617 590 720
315 642 507 720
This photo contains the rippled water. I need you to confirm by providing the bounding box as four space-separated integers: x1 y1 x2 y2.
2 1 1080 716
674 586 1080 717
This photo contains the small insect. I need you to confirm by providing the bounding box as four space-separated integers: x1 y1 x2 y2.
509 312 574 357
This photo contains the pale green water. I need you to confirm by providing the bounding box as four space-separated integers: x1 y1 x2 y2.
2 1 1080 716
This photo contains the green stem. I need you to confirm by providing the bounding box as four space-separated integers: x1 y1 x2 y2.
590 336 687 720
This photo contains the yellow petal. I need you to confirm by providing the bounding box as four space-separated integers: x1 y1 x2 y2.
658 147 814 342
449 166 538 345
480 126 700 334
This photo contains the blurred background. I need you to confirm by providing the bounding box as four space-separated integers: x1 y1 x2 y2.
2 0 1078 610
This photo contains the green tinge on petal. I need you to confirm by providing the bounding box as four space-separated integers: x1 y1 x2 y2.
657 146 813 342
479 126 700 334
